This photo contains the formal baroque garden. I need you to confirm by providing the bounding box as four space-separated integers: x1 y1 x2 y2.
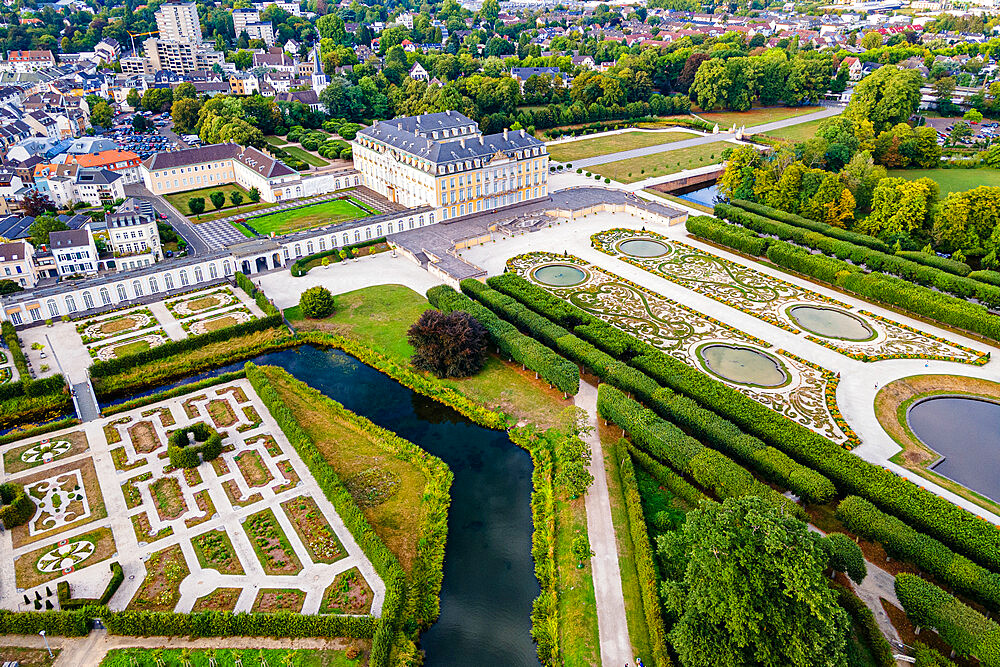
0 381 383 616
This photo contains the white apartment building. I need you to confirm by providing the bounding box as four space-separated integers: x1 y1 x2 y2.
155 1 201 42
353 111 550 221
107 198 162 267
233 8 276 47
49 229 99 276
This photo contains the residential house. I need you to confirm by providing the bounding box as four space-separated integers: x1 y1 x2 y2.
74 169 125 207
1 51 56 73
66 150 142 184
0 240 36 287
49 228 98 276
107 197 161 268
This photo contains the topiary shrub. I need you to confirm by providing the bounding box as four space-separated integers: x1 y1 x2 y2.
167 423 221 468
407 309 488 379
822 533 867 584
0 482 34 528
299 286 336 319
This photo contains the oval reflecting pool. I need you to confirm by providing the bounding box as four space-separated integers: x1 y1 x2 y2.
788 305 875 341
907 396 1000 502
532 264 587 287
698 344 788 387
618 239 669 258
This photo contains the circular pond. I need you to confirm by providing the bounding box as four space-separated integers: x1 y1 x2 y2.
618 238 669 258
532 264 587 287
907 396 1000 502
698 344 788 388
788 305 875 341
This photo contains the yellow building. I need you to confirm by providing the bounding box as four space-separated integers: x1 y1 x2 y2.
352 111 549 221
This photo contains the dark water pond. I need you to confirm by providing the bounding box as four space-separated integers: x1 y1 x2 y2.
699 344 788 388
103 345 541 666
788 305 875 341
907 396 1000 503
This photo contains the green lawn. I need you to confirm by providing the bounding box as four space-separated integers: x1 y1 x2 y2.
766 116 836 143
265 135 288 146
546 131 699 163
590 141 728 184
284 145 329 167
243 198 369 236
164 183 253 217
285 284 573 428
698 105 822 128
887 168 1000 197
100 648 362 667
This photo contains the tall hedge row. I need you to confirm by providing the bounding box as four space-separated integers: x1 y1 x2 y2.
2 320 28 380
103 609 375 639
686 216 769 257
838 496 1000 613
627 444 708 507
897 250 972 277
616 440 673 666
895 573 1000 667
0 609 90 636
729 199 892 253
235 272 280 316
476 274 833 503
427 285 579 395
246 363 408 666
717 202 1000 311
487 272 1000 572
598 384 804 518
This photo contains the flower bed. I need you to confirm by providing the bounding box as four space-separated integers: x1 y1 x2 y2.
165 288 237 319
77 308 158 344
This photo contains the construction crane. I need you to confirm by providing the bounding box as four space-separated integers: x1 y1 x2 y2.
127 30 159 55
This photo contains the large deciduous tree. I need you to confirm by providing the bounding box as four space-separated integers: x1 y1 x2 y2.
28 215 67 247
657 496 851 667
407 310 488 378
845 66 923 133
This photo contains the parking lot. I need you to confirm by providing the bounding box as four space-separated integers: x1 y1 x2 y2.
924 116 1000 145
100 112 183 160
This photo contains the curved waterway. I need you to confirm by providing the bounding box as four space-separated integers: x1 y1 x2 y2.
907 396 1000 503
104 345 541 666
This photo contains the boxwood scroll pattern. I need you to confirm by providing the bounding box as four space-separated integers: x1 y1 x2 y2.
507 251 852 445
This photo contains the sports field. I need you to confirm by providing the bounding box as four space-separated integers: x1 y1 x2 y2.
241 198 371 235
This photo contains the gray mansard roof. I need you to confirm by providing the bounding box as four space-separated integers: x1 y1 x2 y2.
358 112 546 169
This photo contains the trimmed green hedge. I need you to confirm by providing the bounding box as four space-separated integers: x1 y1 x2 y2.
58 562 123 609
167 423 222 468
0 609 90 636
895 573 1000 666
0 482 34 528
717 202 1000 312
103 609 375 639
838 496 1000 613
235 272 280 316
617 440 673 666
833 584 895 667
487 272 1000 572
427 284 579 396
598 384 804 518
627 444 707 507
822 533 867 584
0 417 80 447
2 320 28 380
686 215 769 257
729 199 892 253
897 250 972 277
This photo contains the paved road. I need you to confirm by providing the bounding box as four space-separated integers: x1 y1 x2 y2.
566 106 843 169
123 183 210 256
575 381 633 666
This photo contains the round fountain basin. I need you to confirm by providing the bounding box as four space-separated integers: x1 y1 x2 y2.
618 239 670 258
788 305 875 341
699 344 788 387
532 264 587 287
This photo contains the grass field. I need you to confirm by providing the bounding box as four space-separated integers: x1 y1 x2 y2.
546 131 699 163
284 144 329 167
243 198 369 235
698 105 822 128
165 184 253 217
766 116 835 143
265 135 288 146
590 141 728 184
887 168 1000 196
285 284 572 428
